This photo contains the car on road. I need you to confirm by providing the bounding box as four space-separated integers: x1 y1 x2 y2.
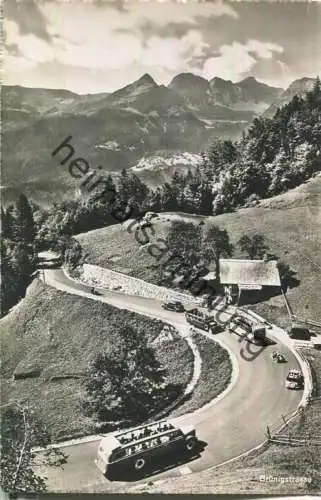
144 211 158 219
271 351 287 363
285 369 304 389
161 301 185 312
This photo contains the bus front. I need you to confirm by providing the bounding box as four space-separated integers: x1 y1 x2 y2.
95 435 120 475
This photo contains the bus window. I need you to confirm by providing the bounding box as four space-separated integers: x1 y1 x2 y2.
169 430 181 440
110 448 126 463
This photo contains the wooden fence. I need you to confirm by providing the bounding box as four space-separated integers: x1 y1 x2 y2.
269 435 321 446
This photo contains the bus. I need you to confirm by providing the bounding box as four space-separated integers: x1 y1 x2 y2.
95 419 198 477
185 308 221 333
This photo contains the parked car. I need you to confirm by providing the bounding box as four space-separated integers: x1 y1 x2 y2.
285 369 304 389
144 212 158 219
162 301 185 313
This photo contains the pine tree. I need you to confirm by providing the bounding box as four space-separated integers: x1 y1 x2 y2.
12 194 36 245
1 205 14 240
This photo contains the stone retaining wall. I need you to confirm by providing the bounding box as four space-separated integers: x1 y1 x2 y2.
78 264 203 305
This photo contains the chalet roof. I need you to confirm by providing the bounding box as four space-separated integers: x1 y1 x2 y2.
204 259 281 287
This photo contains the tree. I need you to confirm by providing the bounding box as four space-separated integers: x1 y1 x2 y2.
1 238 35 317
82 326 176 424
161 221 203 286
116 169 150 217
1 195 37 316
237 234 269 260
11 194 36 245
1 206 14 240
0 403 67 498
58 237 83 270
202 225 234 266
166 221 202 265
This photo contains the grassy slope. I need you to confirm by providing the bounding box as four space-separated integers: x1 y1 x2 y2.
172 333 232 417
78 174 321 328
0 280 193 440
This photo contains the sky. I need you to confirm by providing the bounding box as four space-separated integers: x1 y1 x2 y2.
3 0 321 94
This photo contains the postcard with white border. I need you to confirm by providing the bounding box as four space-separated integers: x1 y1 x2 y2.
1 0 321 497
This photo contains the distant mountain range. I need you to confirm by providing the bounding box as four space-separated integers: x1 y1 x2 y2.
263 77 317 118
1 74 317 205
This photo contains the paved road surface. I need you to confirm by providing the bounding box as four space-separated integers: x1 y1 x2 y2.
40 269 302 492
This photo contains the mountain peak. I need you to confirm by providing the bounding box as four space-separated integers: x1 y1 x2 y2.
170 73 209 89
210 76 234 87
108 73 158 103
136 73 157 87
287 76 316 91
239 76 260 86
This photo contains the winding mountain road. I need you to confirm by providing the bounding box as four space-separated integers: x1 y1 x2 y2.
40 268 302 493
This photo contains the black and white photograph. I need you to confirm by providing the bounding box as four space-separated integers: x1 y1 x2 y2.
1 0 321 497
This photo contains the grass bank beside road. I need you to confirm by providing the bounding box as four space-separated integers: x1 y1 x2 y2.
0 279 193 441
172 332 232 418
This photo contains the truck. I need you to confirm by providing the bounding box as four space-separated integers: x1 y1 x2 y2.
185 308 221 333
250 322 267 344
287 323 310 340
229 315 266 344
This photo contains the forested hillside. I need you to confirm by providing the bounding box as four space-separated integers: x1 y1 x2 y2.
166 76 321 215
1 195 36 315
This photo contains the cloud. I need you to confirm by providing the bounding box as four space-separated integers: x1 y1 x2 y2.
4 0 51 41
141 30 209 72
4 55 38 73
250 59 293 88
4 2 210 88
246 40 283 60
4 19 54 65
203 40 284 82
9 1 319 94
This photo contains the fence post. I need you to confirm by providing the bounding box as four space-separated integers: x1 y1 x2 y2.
266 425 271 441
